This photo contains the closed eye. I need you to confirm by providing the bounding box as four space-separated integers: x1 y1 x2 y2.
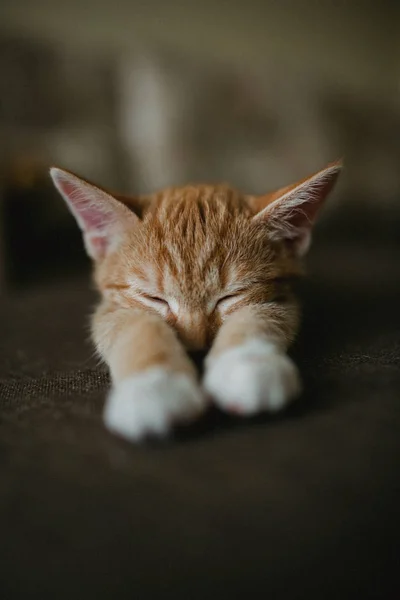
216 294 244 311
142 294 169 307
132 292 171 314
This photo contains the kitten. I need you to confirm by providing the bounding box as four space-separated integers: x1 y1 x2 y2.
50 161 341 441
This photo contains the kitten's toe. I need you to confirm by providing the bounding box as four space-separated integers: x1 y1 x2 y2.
204 340 301 416
104 368 206 442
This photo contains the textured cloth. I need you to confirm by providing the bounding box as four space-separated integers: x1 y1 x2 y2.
1 240 400 600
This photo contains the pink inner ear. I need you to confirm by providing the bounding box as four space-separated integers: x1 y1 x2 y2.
285 199 319 230
87 234 108 255
267 164 341 232
252 162 342 257
50 167 133 261
56 177 114 234
78 204 112 233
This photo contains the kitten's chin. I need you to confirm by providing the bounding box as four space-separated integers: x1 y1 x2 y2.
204 339 301 416
103 368 207 442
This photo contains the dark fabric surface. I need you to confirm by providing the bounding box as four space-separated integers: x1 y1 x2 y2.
1 238 400 600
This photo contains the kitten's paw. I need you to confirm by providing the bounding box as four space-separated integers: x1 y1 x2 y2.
204 340 301 416
104 368 206 442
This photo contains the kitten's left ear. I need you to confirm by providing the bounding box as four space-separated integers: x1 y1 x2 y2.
50 167 139 261
251 160 342 256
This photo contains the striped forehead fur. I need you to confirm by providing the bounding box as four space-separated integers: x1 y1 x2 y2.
141 185 264 275
95 182 302 302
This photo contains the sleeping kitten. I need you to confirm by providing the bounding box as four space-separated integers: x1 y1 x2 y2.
50 161 341 441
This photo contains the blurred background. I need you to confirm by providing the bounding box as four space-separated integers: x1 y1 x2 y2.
0 0 399 290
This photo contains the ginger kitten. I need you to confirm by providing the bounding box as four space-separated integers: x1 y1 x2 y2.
50 161 341 441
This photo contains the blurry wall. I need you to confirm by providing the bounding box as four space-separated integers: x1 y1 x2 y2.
0 1 397 91
0 0 398 288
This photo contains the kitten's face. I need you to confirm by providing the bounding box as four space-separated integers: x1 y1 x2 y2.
95 185 301 349
50 161 341 349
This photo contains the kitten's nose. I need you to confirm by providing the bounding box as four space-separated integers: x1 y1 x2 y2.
175 311 208 350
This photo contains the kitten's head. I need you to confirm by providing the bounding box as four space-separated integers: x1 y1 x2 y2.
50 161 341 349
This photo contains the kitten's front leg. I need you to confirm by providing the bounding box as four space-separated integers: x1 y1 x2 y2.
204 305 301 416
93 303 206 441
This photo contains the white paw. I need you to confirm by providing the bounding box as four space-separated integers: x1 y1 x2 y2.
204 340 301 416
103 368 206 442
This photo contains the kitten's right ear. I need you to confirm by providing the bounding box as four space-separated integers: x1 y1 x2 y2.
50 168 138 261
250 160 342 256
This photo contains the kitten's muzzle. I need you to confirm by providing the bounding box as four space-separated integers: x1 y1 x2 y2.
174 311 211 350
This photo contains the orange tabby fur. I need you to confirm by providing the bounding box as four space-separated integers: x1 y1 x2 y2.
50 160 341 441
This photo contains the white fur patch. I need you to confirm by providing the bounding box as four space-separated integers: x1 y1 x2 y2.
204 339 301 415
104 368 206 441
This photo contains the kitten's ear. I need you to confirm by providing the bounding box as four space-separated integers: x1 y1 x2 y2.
50 168 139 260
251 160 342 256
